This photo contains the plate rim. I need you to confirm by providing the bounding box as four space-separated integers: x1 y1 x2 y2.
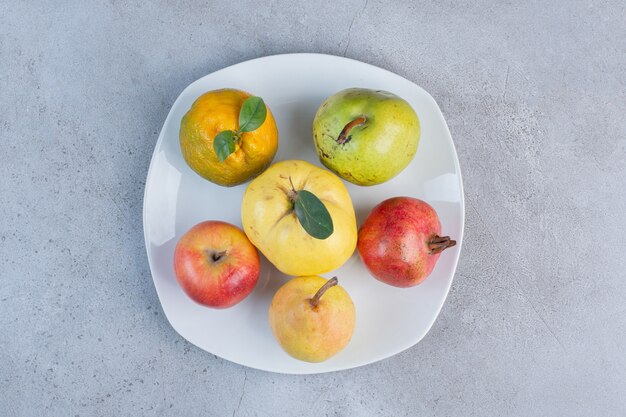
142 52 465 374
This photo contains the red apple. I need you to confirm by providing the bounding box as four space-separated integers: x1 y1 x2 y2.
174 221 260 308
357 197 456 287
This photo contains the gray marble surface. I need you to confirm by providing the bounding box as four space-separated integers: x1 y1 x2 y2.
1 1 625 416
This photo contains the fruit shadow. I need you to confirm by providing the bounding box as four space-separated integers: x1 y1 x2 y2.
253 256 291 305
273 95 325 165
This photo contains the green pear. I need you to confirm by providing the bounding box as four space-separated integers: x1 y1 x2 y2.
312 88 420 186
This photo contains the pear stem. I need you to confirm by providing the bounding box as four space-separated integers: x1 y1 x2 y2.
309 277 338 308
428 235 456 254
337 115 367 145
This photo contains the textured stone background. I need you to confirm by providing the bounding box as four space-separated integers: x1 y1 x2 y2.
1 1 625 416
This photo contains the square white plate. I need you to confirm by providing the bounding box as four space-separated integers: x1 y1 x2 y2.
143 53 464 374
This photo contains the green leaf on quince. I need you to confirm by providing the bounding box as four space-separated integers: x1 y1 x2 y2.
213 130 236 162
294 190 334 240
238 96 267 133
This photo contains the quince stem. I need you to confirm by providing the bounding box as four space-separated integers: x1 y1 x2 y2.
337 115 367 145
309 277 338 308
287 176 298 202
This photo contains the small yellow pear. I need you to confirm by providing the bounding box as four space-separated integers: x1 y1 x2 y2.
269 276 355 362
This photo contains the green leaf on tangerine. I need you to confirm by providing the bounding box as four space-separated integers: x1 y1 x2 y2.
213 130 235 162
238 96 267 133
294 190 334 240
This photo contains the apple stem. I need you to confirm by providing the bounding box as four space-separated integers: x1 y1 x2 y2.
210 250 227 263
337 115 367 145
309 276 338 308
428 235 457 254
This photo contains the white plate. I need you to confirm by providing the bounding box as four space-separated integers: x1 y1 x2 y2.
143 53 464 374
